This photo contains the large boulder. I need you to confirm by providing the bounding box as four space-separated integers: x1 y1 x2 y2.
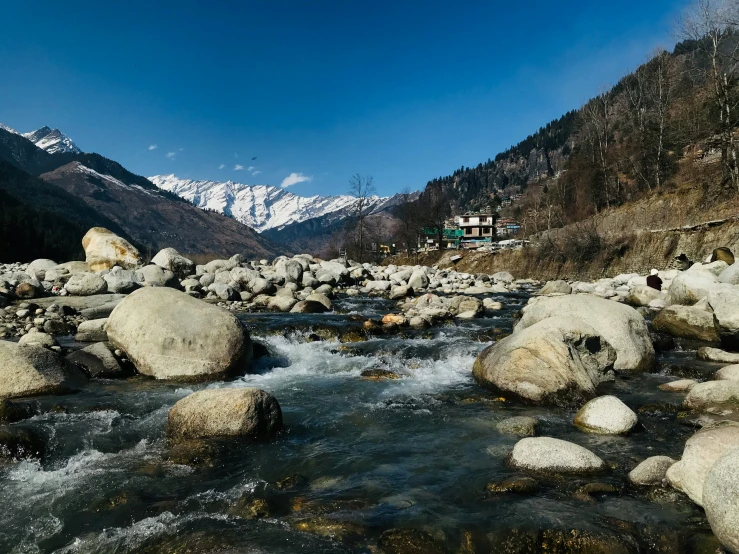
136 265 179 288
573 395 638 435
666 425 739 506
651 305 720 343
667 270 719 305
626 285 663 307
75 318 108 342
716 365 739 381
167 388 282 440
704 448 739 554
516 295 654 371
105 287 252 381
82 227 141 271
718 262 739 285
103 267 142 294
708 286 739 347
151 248 195 279
683 380 739 411
408 269 429 291
509 437 605 474
537 280 572 295
64 273 108 296
26 259 58 281
698 347 739 363
473 316 616 404
275 259 303 284
0 341 86 399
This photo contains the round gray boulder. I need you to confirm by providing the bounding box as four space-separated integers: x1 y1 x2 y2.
509 437 605 474
0 341 86 399
64 273 108 296
628 456 676 486
167 388 283 440
151 248 195 279
473 316 616 404
574 395 638 435
704 448 739 554
105 287 252 381
516 294 654 371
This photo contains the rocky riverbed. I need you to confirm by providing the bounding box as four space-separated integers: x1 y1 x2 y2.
1 227 739 553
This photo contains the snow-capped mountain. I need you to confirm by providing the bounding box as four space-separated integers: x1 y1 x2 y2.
149 174 390 233
22 126 81 154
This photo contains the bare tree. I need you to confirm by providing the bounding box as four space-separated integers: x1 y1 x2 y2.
681 0 739 189
347 174 376 262
394 188 422 253
419 183 451 250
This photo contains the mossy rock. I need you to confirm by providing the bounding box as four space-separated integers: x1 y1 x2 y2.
485 477 539 495
92 490 137 512
340 330 367 343
377 528 445 554
361 368 401 381
572 482 620 502
228 496 273 519
291 497 371 515
292 517 367 543
312 326 342 341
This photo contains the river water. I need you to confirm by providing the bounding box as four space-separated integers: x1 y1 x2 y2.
0 292 720 553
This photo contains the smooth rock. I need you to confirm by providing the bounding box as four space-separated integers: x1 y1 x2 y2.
652 305 720 343
628 456 676 485
136 265 179 288
75 318 109 342
151 248 195 279
574 395 638 435
473 316 616 404
667 270 719 306
106 287 252 381
18 330 58 349
516 294 654 371
666 425 739 506
684 380 739 411
716 365 739 381
0 341 85 399
26 259 57 281
67 342 125 378
82 227 141 271
698 347 739 364
538 280 572 295
64 273 108 296
167 388 282 440
509 437 605 474
658 379 697 392
704 448 739 554
496 416 537 436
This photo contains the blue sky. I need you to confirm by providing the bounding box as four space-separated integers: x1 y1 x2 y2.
0 0 689 197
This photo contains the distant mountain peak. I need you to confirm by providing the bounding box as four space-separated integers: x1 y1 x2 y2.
0 123 19 135
149 174 390 233
22 126 81 154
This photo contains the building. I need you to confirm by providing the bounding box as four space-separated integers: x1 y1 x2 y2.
496 217 521 238
419 228 463 251
457 213 497 248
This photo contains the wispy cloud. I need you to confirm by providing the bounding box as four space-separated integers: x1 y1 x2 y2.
252 170 262 176
166 151 176 160
234 164 244 171
280 172 313 188
218 163 225 170
248 166 256 171
148 144 157 151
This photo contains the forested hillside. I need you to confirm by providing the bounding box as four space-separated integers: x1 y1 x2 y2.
418 3 739 238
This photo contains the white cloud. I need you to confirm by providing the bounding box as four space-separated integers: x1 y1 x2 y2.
166 151 176 160
219 163 225 169
252 170 262 176
234 164 244 171
280 172 313 188
148 144 157 150
248 166 256 171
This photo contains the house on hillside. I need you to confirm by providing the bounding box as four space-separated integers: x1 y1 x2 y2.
419 228 463 251
457 212 497 248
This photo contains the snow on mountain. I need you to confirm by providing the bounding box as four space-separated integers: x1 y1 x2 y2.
0 123 19 135
149 174 390 233
22 126 81 154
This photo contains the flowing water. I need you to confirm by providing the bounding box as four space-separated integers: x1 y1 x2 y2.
0 292 720 553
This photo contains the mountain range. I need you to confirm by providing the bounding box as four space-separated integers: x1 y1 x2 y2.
149 174 408 233
0 125 285 261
